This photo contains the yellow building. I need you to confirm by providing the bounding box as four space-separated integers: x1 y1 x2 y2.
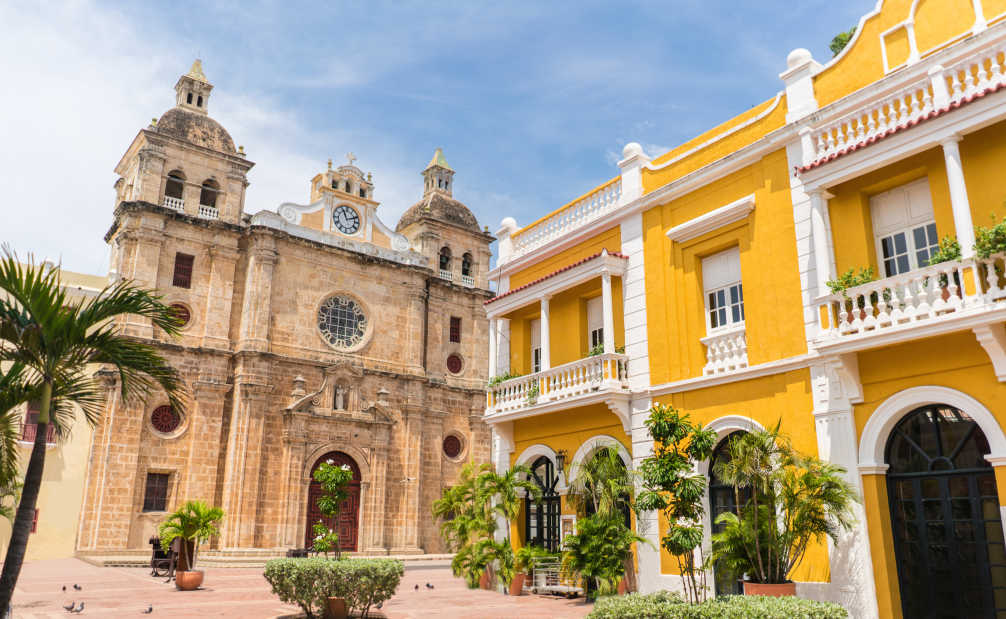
485 2 1006 617
0 265 105 560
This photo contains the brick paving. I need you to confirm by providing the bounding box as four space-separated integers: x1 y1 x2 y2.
9 559 593 618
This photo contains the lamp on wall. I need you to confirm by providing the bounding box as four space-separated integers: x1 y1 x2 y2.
555 449 567 474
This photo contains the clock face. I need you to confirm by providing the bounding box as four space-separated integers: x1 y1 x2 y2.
332 205 361 235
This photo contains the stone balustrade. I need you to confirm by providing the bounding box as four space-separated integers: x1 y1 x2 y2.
439 269 453 281
700 327 748 375
807 45 1006 167
163 196 185 212
486 353 628 416
198 205 220 220
510 179 621 261
460 274 474 287
816 253 1006 345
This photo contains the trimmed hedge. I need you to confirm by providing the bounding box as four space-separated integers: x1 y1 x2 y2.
588 592 848 619
264 557 404 619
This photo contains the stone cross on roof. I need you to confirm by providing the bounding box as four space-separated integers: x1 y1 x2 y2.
346 152 357 166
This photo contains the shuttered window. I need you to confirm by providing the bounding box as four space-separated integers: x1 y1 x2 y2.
172 253 194 289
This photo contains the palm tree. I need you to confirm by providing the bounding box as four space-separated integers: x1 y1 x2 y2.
0 251 185 614
481 464 540 544
157 500 224 571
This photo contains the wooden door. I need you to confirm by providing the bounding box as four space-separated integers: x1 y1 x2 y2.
305 451 361 551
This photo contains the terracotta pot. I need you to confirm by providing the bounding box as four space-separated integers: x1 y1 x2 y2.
479 569 491 590
324 597 348 619
175 570 204 591
617 577 627 595
509 573 524 596
743 581 796 597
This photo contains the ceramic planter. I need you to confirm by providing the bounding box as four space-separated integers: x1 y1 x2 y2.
743 581 796 597
508 573 524 596
324 597 348 619
479 569 491 590
175 570 204 591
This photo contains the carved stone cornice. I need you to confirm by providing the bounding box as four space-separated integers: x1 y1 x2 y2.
237 381 273 401
192 379 232 399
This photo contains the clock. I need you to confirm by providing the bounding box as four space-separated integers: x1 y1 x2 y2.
332 205 361 235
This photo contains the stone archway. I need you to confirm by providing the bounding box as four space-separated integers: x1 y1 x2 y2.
305 451 361 551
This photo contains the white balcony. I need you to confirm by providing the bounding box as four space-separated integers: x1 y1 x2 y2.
509 179 621 262
198 205 219 220
460 274 474 287
814 253 1006 353
163 196 185 212
439 269 453 281
701 326 748 375
486 353 629 420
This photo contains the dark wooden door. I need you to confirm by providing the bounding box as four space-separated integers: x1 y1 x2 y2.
305 451 361 551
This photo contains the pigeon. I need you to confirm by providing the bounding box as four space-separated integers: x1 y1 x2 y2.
142 605 153 614
73 584 81 591
70 602 84 613
414 584 419 591
62 601 75 611
426 583 434 589
376 602 383 609
62 585 67 592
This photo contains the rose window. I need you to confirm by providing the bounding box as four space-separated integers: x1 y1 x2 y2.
151 406 181 434
443 435 462 459
318 295 368 349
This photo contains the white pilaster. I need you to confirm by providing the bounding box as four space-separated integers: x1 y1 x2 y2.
488 318 498 377
620 213 651 392
495 217 519 266
809 188 837 295
780 49 822 123
601 270 615 354
941 135 976 258
539 297 551 371
617 143 650 205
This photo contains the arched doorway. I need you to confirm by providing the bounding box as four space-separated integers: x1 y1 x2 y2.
886 404 1006 618
708 431 751 596
305 451 361 551
525 456 560 551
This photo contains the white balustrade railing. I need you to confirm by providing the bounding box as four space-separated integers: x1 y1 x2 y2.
163 196 185 212
816 253 1006 343
439 269 453 281
701 327 748 375
807 45 1006 166
510 179 621 260
198 205 219 220
486 353 628 415
461 274 474 287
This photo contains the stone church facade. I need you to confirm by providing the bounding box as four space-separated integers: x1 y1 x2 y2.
75 61 493 555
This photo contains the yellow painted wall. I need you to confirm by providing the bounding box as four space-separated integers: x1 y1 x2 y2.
504 277 624 374
509 227 621 289
960 120 1006 227
853 331 1006 618
642 149 804 384
651 368 827 582
509 403 630 546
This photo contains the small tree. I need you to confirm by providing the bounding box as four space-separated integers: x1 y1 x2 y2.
158 500 224 572
560 514 647 599
829 26 856 57
312 460 354 558
635 404 716 604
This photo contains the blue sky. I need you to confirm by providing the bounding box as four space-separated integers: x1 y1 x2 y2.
1 1 870 275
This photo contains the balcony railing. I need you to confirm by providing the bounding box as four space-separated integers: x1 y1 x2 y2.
805 44 1006 168
439 269 453 281
198 205 219 220
701 326 748 375
815 253 1006 347
510 179 621 261
486 353 628 416
460 274 475 287
163 196 185 212
20 423 56 445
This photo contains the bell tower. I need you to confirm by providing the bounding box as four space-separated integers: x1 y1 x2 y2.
174 59 213 115
422 148 455 197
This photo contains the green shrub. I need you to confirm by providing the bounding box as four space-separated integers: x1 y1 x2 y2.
826 266 875 295
263 557 404 619
588 592 848 619
975 216 1006 258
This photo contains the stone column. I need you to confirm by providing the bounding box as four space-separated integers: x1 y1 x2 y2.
539 297 551 371
365 437 389 553
601 271 615 354
237 241 278 352
76 370 119 551
201 246 239 350
809 188 836 296
219 380 273 548
392 409 423 553
118 229 164 339
180 379 230 506
941 135 976 259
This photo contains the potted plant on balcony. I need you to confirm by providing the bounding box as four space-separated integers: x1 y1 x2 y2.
826 266 877 323
158 500 224 591
710 425 858 597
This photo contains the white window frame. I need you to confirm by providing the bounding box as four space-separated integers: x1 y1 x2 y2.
702 247 744 334
586 296 603 351
530 319 542 374
870 178 940 278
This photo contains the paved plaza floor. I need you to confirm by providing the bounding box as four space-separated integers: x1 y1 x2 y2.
10 558 592 618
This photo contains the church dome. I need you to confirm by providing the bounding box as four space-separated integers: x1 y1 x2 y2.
396 192 480 234
155 107 236 154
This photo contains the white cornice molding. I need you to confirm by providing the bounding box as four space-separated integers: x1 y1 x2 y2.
648 353 814 396
665 194 755 243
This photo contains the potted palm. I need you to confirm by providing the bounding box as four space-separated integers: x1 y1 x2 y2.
158 500 224 591
710 425 858 596
512 545 545 596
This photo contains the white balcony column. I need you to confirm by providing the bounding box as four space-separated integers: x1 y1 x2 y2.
488 318 498 378
601 270 616 354
941 135 976 259
539 297 551 372
809 188 836 295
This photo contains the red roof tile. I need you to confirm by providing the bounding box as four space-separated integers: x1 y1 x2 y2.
485 250 628 305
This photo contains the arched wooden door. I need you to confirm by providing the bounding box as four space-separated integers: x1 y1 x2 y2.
708 431 751 596
305 451 361 551
886 404 1006 618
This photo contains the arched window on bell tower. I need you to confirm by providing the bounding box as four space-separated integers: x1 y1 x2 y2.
199 180 219 209
439 247 452 273
461 253 473 277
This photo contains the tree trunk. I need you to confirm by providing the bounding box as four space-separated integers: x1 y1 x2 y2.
0 381 52 615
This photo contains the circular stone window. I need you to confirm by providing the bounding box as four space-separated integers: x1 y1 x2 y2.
446 354 463 374
318 295 368 350
150 405 182 435
443 435 463 459
169 303 191 328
